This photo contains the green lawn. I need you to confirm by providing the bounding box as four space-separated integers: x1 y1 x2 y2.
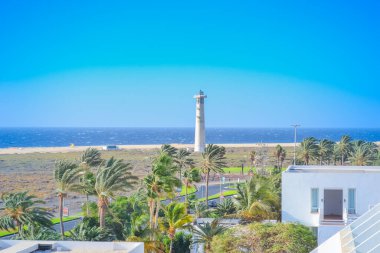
198 189 237 202
50 215 81 224
0 215 81 238
180 185 197 195
0 229 17 237
160 185 197 201
223 167 254 174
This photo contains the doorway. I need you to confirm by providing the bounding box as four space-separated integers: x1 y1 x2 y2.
324 189 343 220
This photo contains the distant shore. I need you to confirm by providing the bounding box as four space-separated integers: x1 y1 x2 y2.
1 141 379 155
0 143 298 155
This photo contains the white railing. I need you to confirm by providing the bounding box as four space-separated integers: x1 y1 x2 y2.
343 208 348 225
319 207 323 224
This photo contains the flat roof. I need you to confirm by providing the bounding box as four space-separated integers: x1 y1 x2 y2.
0 240 144 253
284 165 380 174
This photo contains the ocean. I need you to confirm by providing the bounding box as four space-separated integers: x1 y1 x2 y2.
0 128 379 148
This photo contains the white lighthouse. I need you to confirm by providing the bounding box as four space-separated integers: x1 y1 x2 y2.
194 90 207 152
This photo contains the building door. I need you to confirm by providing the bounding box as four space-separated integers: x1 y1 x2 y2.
324 189 343 220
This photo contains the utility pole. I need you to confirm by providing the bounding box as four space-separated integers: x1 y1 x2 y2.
291 124 300 165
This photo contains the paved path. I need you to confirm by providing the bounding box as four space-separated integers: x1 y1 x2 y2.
0 218 82 239
52 218 82 234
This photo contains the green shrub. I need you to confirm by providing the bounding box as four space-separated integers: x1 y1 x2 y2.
211 222 317 253
162 231 192 253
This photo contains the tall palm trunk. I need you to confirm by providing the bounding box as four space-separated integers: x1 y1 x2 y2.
169 238 174 253
148 198 155 229
154 199 161 229
185 181 189 213
205 170 210 205
16 221 22 235
206 242 212 252
86 194 89 216
168 228 175 253
58 193 65 239
341 155 344 165
98 197 107 228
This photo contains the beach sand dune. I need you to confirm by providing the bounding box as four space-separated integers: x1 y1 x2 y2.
0 143 296 155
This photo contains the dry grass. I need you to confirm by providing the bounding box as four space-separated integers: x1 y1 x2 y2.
0 146 293 214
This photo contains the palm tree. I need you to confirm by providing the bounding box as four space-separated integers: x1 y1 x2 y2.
337 135 352 165
215 198 236 217
200 144 227 205
15 225 60 240
0 192 52 235
79 171 96 216
182 168 201 211
194 202 209 219
79 148 103 216
298 137 319 165
274 145 283 168
54 160 82 238
318 139 334 165
192 219 227 252
160 202 193 253
175 148 195 182
156 154 181 228
350 141 378 166
160 144 178 157
234 176 279 221
95 157 138 228
69 222 111 241
80 147 103 168
249 150 256 173
332 144 340 165
144 174 159 231
144 153 181 231
279 148 286 169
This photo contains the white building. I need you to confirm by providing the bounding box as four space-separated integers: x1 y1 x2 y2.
282 166 380 245
0 240 144 253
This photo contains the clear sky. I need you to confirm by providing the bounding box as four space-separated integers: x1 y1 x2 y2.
0 1 379 128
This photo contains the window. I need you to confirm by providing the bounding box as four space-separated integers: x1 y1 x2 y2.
311 188 319 213
348 188 356 214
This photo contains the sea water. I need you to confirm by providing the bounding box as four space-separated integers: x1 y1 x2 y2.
0 127 379 148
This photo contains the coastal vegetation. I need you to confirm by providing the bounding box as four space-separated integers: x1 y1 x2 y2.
297 135 378 166
210 223 316 253
54 160 82 238
0 136 379 252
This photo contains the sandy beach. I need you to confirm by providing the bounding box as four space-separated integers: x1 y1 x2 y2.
0 143 297 155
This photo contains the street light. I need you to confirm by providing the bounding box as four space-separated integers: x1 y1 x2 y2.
291 124 300 165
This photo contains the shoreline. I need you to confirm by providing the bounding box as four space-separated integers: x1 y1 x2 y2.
0 143 297 155
1 142 379 155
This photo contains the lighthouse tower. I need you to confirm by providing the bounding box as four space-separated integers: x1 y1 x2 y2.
194 90 207 152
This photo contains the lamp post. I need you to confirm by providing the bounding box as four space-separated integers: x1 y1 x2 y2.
291 124 300 165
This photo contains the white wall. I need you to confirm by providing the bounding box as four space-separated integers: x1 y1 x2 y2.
282 171 380 227
318 226 342 245
311 232 342 253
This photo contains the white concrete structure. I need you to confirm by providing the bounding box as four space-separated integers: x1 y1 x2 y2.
0 240 144 253
312 202 380 253
282 166 380 245
193 90 207 152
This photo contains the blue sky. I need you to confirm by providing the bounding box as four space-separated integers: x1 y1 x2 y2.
0 1 379 127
